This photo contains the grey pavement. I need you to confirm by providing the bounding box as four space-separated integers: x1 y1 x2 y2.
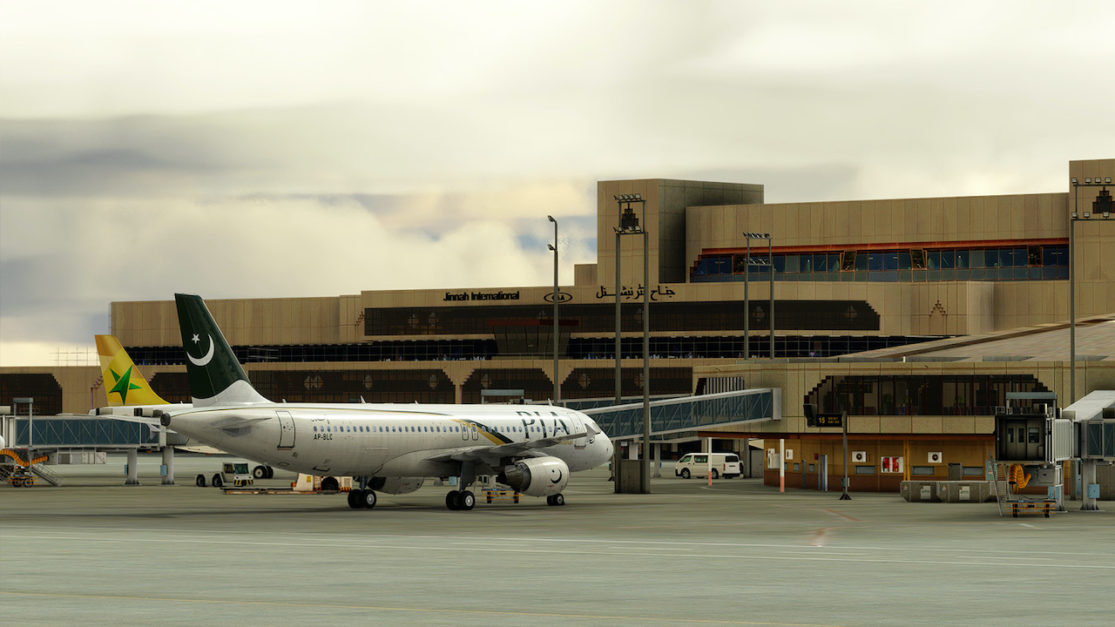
1 453 1112 626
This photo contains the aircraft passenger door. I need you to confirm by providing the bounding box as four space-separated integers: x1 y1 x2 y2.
277 411 295 448
568 414 588 449
461 423 469 440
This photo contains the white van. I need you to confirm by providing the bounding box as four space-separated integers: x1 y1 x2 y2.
674 452 741 479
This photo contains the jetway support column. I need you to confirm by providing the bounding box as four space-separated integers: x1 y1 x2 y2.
161 446 175 486
652 442 661 478
1081 460 1100 511
125 449 139 485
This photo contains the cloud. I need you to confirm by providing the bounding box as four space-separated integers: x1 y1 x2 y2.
0 193 598 365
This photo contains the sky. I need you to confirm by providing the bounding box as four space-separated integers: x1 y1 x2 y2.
2 0 1115 366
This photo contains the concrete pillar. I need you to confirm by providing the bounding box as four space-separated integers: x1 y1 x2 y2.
161 446 175 485
1081 460 1100 511
125 449 139 485
701 438 711 453
652 442 661 478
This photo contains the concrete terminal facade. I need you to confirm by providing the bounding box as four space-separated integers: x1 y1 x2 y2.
2 158 1113 493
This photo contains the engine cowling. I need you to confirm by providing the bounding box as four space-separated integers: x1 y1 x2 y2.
497 456 569 497
370 477 425 494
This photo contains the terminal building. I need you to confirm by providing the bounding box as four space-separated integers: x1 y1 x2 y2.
2 157 1113 494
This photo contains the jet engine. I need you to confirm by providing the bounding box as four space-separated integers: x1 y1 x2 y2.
497 456 569 497
370 476 425 494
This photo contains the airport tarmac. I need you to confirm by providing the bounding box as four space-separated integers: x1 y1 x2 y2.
2 453 1113 626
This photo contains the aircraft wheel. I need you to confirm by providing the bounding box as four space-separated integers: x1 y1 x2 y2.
195 474 207 487
446 490 461 510
547 494 565 506
681 468 690 479
253 465 267 479
265 466 275 479
460 490 476 511
211 474 223 488
347 490 365 509
362 490 377 509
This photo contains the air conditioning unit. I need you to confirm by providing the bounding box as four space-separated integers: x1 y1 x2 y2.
928 451 943 464
852 451 867 463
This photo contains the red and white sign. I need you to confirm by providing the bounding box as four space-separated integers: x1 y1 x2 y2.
881 456 904 473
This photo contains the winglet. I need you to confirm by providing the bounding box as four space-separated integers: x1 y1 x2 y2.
174 293 268 406
95 335 168 406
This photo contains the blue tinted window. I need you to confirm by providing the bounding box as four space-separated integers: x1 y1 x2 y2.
800 254 813 272
940 250 955 269
969 249 984 267
898 251 911 269
1043 246 1068 266
813 254 827 272
855 252 869 271
956 250 969 269
773 255 786 273
883 251 899 270
927 251 941 269
866 252 883 271
784 255 799 273
986 249 1002 267
827 253 840 271
1010 248 1026 266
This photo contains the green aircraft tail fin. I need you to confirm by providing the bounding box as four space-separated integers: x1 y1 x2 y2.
174 293 268 406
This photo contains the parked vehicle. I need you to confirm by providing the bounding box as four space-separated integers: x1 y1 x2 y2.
674 452 741 479
195 462 255 488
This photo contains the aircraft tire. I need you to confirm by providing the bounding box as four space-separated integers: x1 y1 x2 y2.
446 490 461 510
460 491 476 511
253 465 267 479
362 490 377 509
546 494 565 506
195 474 206 487
211 474 223 488
265 466 274 479
347 490 365 509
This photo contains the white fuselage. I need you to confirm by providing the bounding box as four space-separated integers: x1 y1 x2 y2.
167 403 613 478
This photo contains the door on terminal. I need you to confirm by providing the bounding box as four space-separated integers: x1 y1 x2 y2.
277 411 295 448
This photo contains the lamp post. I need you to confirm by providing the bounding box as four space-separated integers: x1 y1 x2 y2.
1069 177 1113 405
547 215 560 405
614 193 651 494
743 233 774 358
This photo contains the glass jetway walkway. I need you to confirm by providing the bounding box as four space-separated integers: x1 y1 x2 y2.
581 388 780 441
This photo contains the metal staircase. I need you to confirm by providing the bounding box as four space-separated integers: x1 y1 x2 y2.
30 463 62 486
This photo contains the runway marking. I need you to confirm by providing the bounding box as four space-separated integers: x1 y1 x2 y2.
0 590 839 626
7 526 1109 557
809 528 831 547
824 509 860 522
7 533 1115 570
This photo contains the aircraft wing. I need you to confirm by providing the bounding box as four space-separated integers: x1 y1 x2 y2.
425 431 588 465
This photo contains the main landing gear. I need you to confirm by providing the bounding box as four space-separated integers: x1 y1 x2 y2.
445 490 476 511
347 489 378 509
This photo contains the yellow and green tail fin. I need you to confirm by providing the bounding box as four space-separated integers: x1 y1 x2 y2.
96 335 168 406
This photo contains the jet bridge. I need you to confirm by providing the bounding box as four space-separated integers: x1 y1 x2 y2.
1062 390 1115 510
0 413 172 486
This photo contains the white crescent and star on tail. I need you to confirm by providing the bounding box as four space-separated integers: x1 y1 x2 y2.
187 332 215 366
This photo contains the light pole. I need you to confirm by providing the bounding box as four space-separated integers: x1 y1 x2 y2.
614 193 651 494
547 215 560 405
1069 177 1113 405
743 233 774 358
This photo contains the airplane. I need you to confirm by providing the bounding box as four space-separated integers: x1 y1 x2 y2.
156 293 614 510
92 335 228 457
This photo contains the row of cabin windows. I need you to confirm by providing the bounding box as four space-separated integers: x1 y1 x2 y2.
311 424 549 434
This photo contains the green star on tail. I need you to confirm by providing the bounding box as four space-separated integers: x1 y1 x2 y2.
109 365 141 404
